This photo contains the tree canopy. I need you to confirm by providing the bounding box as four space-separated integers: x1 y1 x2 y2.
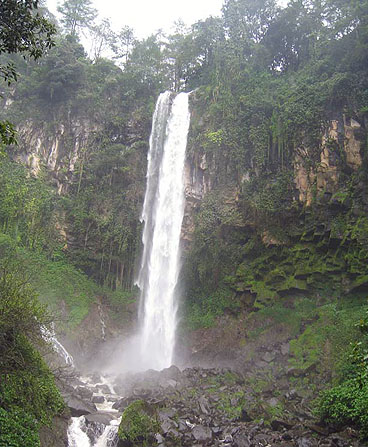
57 0 97 37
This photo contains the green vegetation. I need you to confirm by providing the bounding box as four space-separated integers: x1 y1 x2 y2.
0 153 137 328
118 400 160 446
0 408 41 447
0 157 58 252
0 266 64 446
0 4 66 445
316 308 368 438
185 285 240 330
216 390 245 420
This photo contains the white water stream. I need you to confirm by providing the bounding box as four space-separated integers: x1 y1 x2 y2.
67 374 120 447
41 323 75 367
67 416 119 447
68 417 91 447
137 91 191 371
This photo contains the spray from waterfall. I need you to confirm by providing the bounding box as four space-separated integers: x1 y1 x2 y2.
136 91 190 371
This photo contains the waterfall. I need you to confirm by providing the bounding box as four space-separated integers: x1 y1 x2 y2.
67 91 190 446
41 323 75 367
137 91 190 371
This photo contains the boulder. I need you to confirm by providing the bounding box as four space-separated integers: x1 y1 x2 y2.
270 419 294 431
160 365 181 381
297 437 318 447
233 433 251 447
281 342 290 356
192 425 212 443
97 384 111 394
63 394 97 417
75 386 93 400
267 397 279 408
39 413 69 447
199 396 210 414
85 412 115 425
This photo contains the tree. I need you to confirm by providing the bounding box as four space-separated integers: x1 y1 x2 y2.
190 17 225 86
222 0 279 41
111 25 136 65
263 0 319 71
57 0 97 37
123 34 170 97
0 0 56 144
222 0 279 61
90 18 115 60
165 20 194 91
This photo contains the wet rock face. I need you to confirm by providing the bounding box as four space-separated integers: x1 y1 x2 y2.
113 366 362 447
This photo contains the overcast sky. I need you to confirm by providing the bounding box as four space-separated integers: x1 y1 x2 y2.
47 0 224 38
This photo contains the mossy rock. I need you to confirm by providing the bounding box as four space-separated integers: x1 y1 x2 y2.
349 275 368 291
275 277 307 293
118 400 160 447
252 282 279 308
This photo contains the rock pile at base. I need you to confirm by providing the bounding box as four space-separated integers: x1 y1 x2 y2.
109 366 362 447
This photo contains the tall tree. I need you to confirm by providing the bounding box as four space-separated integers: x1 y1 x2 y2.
111 25 136 65
222 0 279 61
57 0 97 37
0 0 56 144
90 18 115 60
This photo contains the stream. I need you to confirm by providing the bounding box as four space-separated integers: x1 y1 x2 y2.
45 326 121 447
66 373 121 447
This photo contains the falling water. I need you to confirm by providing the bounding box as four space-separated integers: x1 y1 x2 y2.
68 92 190 446
137 91 190 371
41 323 75 367
68 417 90 447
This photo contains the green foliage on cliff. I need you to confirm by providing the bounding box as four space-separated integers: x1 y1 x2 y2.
0 407 40 447
0 153 99 327
0 0 56 146
0 264 64 446
0 156 58 252
1 33 162 290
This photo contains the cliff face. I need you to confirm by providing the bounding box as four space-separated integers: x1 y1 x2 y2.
16 119 99 194
9 88 368 302
18 107 365 227
182 109 367 244
182 152 211 246
179 93 368 358
5 85 368 367
294 116 365 206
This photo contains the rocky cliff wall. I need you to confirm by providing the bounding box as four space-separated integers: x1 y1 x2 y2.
15 119 99 194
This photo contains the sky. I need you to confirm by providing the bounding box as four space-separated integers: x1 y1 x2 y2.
47 0 225 39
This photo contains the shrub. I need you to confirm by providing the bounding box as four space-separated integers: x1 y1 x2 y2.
316 379 368 438
118 400 159 446
316 308 368 438
0 408 40 447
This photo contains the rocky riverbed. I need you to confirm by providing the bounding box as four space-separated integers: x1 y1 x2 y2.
56 365 363 447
